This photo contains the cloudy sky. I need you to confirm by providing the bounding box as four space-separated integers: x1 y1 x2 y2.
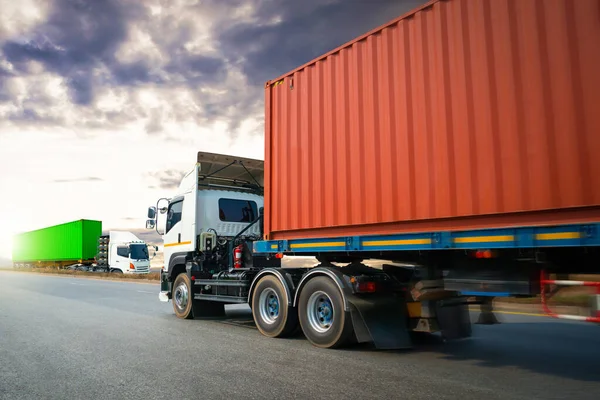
0 0 424 260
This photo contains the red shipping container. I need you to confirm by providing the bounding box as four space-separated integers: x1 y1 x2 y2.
263 0 600 241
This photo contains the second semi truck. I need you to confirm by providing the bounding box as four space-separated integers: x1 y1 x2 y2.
146 0 600 349
12 219 156 274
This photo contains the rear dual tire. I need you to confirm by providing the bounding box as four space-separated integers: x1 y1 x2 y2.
252 275 298 338
298 277 354 349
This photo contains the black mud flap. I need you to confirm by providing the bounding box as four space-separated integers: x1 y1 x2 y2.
436 302 473 340
347 295 413 350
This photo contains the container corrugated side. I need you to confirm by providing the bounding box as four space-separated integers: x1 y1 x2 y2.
12 219 102 262
264 0 600 240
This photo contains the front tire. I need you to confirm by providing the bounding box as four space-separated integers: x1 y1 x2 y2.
172 273 194 319
252 275 298 338
298 276 354 349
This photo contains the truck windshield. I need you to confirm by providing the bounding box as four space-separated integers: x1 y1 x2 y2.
129 244 149 260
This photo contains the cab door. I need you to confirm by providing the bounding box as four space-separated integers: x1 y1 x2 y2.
163 197 187 271
111 244 129 272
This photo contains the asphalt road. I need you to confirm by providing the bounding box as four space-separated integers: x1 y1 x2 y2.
1 272 600 400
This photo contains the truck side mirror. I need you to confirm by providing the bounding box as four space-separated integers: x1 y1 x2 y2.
146 220 156 229
147 207 157 219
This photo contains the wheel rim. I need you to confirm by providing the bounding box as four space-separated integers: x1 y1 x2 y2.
306 291 334 333
174 282 189 312
258 288 280 324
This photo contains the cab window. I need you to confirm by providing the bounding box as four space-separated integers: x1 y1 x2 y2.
166 200 183 233
116 246 129 257
218 199 258 223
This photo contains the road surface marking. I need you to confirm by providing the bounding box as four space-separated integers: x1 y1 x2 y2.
469 308 546 317
494 310 547 317
137 290 154 294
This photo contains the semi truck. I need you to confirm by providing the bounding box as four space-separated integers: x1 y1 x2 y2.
146 0 600 349
12 219 156 274
76 230 156 274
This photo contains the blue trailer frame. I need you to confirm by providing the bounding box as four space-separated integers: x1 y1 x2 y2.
253 223 600 255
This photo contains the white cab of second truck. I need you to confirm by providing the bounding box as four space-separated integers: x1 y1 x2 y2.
98 231 153 274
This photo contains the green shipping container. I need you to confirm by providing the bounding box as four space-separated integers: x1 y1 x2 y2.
12 219 102 263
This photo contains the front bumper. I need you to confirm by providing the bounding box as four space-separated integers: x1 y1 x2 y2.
159 291 170 302
124 269 150 274
159 269 171 302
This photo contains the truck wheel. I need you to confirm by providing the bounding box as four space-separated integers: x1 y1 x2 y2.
298 276 354 349
110 269 123 274
172 273 194 319
252 275 298 338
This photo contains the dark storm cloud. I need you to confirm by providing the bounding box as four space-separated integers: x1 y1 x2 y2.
147 170 186 189
1 0 231 129
8 108 49 123
53 177 103 183
2 0 131 104
112 60 164 86
0 65 12 78
0 82 12 103
1 0 154 106
8 108 40 122
209 0 427 133
1 0 427 134
216 0 426 86
186 55 224 75
170 54 226 84
66 70 95 105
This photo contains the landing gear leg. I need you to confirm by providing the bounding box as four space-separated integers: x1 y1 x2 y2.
475 297 499 325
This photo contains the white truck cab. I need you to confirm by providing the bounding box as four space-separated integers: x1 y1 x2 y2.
147 152 264 276
97 231 153 274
